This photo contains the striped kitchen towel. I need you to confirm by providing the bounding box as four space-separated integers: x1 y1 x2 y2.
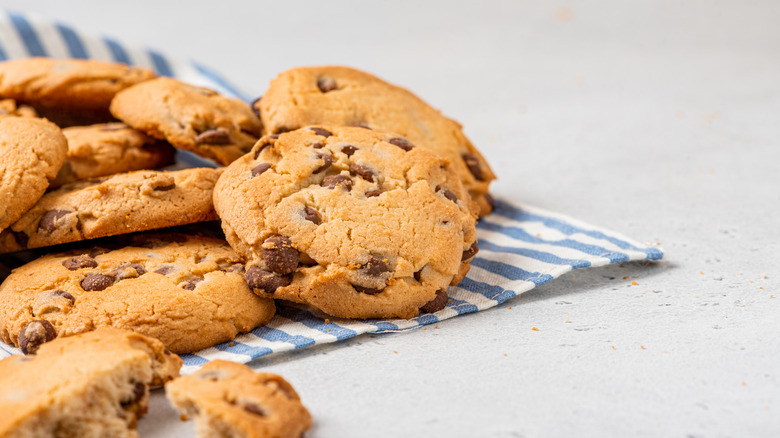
0 11 663 374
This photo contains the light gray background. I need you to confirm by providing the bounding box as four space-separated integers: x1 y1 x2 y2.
1 1 778 436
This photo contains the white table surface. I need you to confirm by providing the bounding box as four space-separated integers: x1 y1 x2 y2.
1 1 777 436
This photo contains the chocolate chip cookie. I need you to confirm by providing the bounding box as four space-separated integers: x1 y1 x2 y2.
0 327 181 438
110 77 262 165
0 234 276 354
255 66 496 215
213 126 479 319
50 122 176 189
0 116 68 233
0 57 156 126
166 360 311 438
0 167 221 253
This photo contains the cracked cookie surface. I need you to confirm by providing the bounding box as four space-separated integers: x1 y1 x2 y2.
166 360 311 438
0 327 181 438
255 66 496 215
51 122 176 189
0 116 67 233
0 167 221 252
0 234 275 353
110 77 262 165
214 126 479 319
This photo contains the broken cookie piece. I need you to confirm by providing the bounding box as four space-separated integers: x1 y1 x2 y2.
166 360 311 438
0 327 181 438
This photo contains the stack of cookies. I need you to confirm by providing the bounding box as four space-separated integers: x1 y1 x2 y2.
0 57 495 436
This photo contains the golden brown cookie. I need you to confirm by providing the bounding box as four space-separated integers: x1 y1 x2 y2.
0 327 181 438
213 126 479 319
110 77 262 165
0 234 276 354
50 122 176 189
0 98 38 117
166 360 311 438
0 167 221 253
255 66 496 215
0 57 156 126
0 116 68 233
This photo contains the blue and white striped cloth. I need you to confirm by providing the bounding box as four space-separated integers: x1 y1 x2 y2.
0 11 663 373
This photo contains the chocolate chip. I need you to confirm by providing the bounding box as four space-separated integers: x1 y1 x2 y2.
154 265 173 275
245 265 292 294
419 289 448 313
251 163 271 177
195 129 231 145
182 277 203 290
353 285 383 295
262 236 299 275
122 382 147 407
309 127 332 138
310 142 324 149
317 76 337 93
365 189 382 198
440 188 458 203
38 210 70 233
303 206 321 224
322 174 353 191
253 140 273 159
153 183 176 191
312 153 333 173
268 133 280 139
388 137 415 151
115 263 146 280
361 255 388 277
251 96 262 118
12 231 28 248
462 241 479 261
243 402 267 417
81 273 115 291
414 269 423 282
163 348 172 355
19 320 56 355
341 145 358 156
198 370 225 381
53 290 76 305
351 123 372 130
462 153 485 181
62 255 97 271
350 164 375 182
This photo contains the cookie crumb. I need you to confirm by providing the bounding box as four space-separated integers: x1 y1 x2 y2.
631 280 638 286
531 327 539 331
